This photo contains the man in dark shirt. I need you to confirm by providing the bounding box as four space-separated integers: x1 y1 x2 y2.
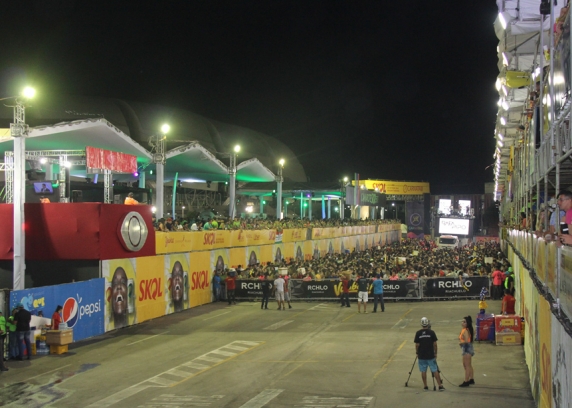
340 274 351 308
260 273 271 310
413 317 444 391
14 303 32 360
356 273 370 314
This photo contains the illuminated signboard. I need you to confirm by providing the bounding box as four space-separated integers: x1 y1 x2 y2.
439 218 470 235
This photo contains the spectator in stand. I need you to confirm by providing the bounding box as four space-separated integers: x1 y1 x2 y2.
157 218 167 232
491 263 505 300
165 217 174 231
501 289 516 314
557 190 572 246
211 218 219 229
203 219 212 230
51 305 63 329
124 192 139 205
190 220 199 231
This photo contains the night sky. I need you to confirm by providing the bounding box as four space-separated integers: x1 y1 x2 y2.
1 1 500 194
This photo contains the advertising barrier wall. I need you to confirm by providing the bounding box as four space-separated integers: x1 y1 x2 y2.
234 278 483 300
505 229 568 407
10 279 105 342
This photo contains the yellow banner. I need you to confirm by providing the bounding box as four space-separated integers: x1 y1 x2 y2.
102 258 137 331
273 243 284 263
229 247 246 269
135 255 168 322
244 229 277 246
189 251 212 307
155 231 193 254
283 242 295 261
260 245 273 265
539 297 552 408
165 254 190 314
282 228 307 242
547 241 557 294
191 230 230 251
354 179 430 195
303 241 314 261
229 230 247 247
246 246 261 266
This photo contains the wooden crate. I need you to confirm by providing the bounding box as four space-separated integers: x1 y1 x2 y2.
49 345 68 355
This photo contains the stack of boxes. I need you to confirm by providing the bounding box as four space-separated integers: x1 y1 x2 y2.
494 315 522 345
45 329 73 354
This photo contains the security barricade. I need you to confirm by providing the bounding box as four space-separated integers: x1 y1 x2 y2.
234 277 487 301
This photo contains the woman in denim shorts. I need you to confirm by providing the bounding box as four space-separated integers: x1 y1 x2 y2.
459 315 475 387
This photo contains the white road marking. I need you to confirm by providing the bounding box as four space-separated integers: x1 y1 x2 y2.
127 331 170 346
296 396 373 407
85 341 263 408
209 349 237 357
23 364 72 381
264 320 294 330
138 394 225 407
224 345 248 351
391 318 412 329
203 311 231 321
239 389 284 408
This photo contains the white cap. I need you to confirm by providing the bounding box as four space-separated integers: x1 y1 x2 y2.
421 317 430 327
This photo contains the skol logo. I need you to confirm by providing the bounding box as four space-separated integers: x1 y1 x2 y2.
139 278 163 301
372 183 386 192
203 233 215 245
191 271 210 290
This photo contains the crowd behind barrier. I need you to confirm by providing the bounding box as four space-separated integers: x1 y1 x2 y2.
154 216 402 232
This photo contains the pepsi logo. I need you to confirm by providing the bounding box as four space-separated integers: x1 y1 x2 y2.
62 297 79 328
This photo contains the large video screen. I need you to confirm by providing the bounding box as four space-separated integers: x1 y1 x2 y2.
439 218 470 235
33 182 53 194
438 199 451 215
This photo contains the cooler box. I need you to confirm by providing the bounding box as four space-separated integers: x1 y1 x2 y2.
494 315 521 334
45 329 73 346
476 313 495 342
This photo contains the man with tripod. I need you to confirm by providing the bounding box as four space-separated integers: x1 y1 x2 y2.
413 317 444 391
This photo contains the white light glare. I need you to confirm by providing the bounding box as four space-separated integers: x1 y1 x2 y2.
161 124 170 134
502 85 508 97
498 133 504 141
495 78 502 91
500 117 507 126
64 161 71 168
499 12 507 29
502 52 510 66
39 157 48 164
497 139 504 147
502 100 510 110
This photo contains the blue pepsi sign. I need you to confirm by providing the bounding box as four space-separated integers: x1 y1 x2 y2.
10 279 105 342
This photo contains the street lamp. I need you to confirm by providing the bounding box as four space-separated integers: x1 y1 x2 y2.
182 206 185 219
276 158 285 220
149 124 169 217
228 144 240 219
8 86 36 290
340 177 349 220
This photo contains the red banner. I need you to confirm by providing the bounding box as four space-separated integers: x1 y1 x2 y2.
86 146 137 173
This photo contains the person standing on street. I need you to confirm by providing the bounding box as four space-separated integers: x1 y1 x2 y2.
283 273 293 309
14 303 32 361
340 273 351 308
7 309 18 360
459 315 475 387
226 270 237 305
414 317 444 391
356 273 370 314
260 273 271 309
0 312 8 371
372 274 385 313
274 274 286 310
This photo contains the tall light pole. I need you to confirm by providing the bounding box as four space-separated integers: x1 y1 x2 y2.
276 158 285 220
7 86 35 290
150 124 169 218
340 176 348 220
182 206 185 220
228 144 240 219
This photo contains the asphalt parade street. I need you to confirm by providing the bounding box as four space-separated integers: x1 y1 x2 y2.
0 299 533 408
